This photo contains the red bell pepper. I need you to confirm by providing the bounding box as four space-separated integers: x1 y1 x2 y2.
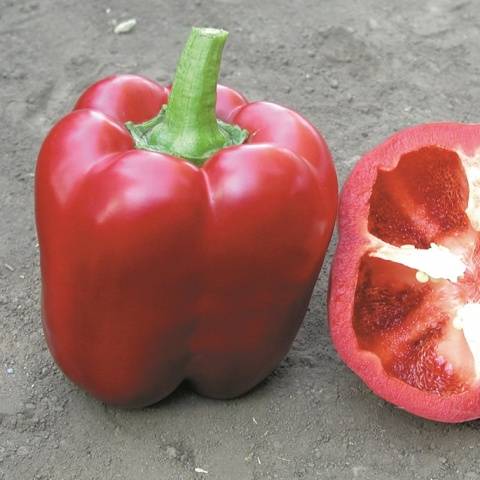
329 123 480 422
36 27 337 406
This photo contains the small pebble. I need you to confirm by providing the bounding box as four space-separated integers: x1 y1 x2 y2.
166 446 178 458
17 446 29 456
114 18 136 34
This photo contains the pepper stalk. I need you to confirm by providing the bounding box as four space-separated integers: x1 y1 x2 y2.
126 27 248 165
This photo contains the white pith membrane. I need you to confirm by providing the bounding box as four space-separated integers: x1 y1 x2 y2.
367 150 480 383
370 240 466 282
462 151 480 232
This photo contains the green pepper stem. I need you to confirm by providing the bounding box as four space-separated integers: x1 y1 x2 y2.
163 28 229 155
126 27 248 165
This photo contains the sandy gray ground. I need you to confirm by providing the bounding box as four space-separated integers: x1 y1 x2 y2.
2 0 480 478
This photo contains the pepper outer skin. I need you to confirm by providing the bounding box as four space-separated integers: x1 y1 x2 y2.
35 75 337 407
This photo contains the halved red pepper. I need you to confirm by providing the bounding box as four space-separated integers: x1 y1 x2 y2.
329 122 480 422
35 28 337 406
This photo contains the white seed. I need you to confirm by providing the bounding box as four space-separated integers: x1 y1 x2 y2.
453 316 463 330
415 271 429 283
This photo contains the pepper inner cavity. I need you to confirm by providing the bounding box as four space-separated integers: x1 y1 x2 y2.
353 145 480 393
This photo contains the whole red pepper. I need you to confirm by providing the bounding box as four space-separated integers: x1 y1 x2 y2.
35 27 337 406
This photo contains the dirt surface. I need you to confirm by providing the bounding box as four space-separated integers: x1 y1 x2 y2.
2 0 480 478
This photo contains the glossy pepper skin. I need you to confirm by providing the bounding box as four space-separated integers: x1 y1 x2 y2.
35 30 337 407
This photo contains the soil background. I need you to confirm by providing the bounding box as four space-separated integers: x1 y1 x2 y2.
2 0 480 479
